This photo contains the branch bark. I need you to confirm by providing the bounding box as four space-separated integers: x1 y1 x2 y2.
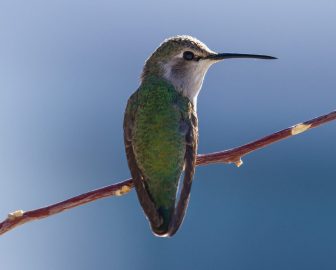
1 110 335 236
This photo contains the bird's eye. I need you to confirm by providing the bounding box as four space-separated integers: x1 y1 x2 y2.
183 51 194 61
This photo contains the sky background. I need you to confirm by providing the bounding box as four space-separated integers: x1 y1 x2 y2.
0 0 336 269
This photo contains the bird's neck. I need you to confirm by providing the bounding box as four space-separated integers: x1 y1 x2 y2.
162 70 202 108
162 59 213 110
142 67 212 112
141 73 199 109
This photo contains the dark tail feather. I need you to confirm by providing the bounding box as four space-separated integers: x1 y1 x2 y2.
167 139 196 237
150 207 174 237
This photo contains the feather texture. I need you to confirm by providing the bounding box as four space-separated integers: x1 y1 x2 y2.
123 76 198 236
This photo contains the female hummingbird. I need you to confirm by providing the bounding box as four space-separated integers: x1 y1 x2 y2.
123 35 276 237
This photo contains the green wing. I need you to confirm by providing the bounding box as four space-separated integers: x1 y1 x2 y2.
123 90 163 229
169 107 198 236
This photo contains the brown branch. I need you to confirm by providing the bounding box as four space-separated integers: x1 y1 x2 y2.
1 110 335 236
196 110 336 166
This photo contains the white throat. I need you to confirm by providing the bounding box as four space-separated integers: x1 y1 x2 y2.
162 55 213 110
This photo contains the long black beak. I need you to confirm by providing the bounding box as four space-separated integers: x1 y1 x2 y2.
206 53 277 60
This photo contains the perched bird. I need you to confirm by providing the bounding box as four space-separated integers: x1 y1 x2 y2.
123 35 276 237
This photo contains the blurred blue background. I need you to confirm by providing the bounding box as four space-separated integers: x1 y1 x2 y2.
1 0 336 269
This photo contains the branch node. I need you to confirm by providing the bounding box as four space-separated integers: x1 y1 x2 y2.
234 158 243 168
291 123 312 135
8 210 25 221
115 185 132 196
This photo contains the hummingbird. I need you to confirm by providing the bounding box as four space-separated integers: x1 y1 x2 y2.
123 35 276 237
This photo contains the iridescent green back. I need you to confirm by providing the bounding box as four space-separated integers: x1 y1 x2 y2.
124 76 194 231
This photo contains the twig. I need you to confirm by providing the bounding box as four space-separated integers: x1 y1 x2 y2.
196 110 336 166
1 110 335 236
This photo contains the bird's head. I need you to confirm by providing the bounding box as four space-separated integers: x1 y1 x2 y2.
142 35 276 106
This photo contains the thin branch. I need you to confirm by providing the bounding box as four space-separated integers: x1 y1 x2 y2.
1 110 335 236
196 110 336 166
